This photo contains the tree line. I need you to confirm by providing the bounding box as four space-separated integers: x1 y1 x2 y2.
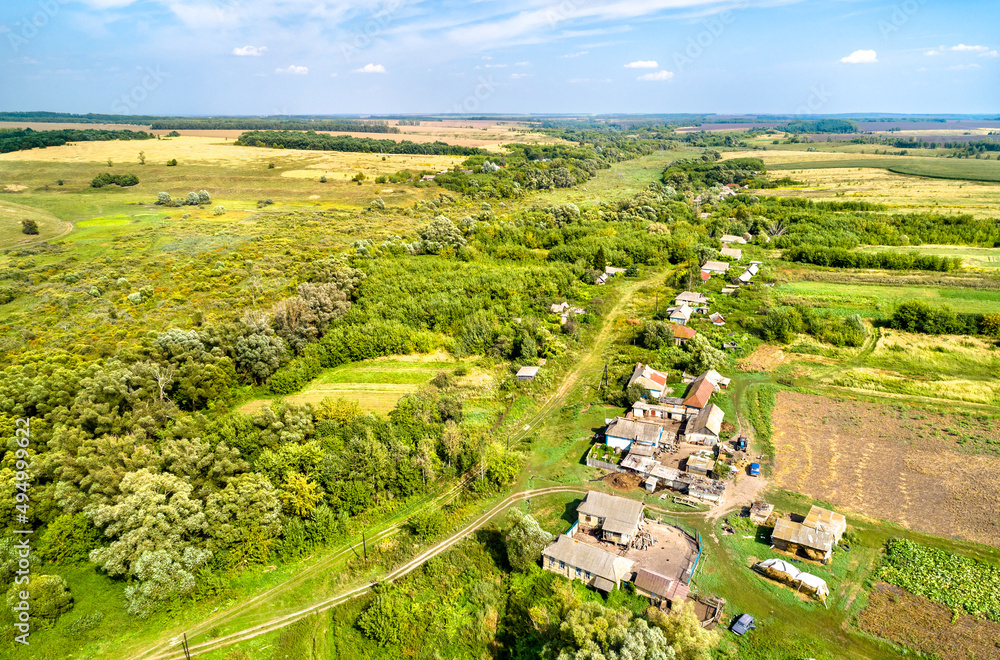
890 300 1000 337
0 128 154 153
783 245 960 272
234 130 484 156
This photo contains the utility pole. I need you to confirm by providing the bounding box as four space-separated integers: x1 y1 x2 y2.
183 633 192 660
362 533 368 561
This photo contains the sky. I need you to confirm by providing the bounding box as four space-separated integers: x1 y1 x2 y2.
0 0 998 115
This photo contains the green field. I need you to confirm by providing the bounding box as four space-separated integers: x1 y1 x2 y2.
770 156 1000 182
241 355 477 414
859 244 1000 268
776 280 1000 318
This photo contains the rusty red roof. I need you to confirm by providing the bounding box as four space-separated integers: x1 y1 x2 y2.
683 377 714 409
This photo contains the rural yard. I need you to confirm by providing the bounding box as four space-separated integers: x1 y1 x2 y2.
772 391 1000 547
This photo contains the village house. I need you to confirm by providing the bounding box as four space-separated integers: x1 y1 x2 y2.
666 304 693 325
542 534 634 592
604 416 663 451
720 234 747 245
627 363 669 398
685 452 716 477
576 491 646 546
770 506 847 564
550 301 570 314
674 291 709 306
701 260 730 274
720 247 742 261
709 312 725 326
682 376 715 412
684 404 724 446
631 399 687 422
683 369 731 390
670 323 697 346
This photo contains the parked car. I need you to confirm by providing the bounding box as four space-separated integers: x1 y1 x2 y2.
749 462 760 477
736 436 747 451
730 613 756 636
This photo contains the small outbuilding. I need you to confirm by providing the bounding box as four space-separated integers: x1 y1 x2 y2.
516 366 540 381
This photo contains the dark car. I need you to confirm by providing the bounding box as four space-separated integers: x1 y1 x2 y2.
736 436 748 451
730 613 756 636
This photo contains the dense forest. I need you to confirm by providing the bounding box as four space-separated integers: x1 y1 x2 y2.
148 118 399 133
0 128 154 153
783 246 960 272
234 130 484 155
784 119 859 134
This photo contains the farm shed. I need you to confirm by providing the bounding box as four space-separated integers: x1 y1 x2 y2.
771 518 836 564
720 234 747 245
605 417 663 451
627 363 669 398
685 453 716 477
633 568 690 606
577 491 646 545
542 534 634 591
804 505 847 541
632 399 687 422
516 366 540 381
684 404 724 446
720 247 742 260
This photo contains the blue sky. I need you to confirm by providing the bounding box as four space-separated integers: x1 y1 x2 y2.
1 0 998 115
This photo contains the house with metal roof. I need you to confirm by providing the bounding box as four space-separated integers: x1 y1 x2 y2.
666 304 694 325
576 490 646 546
675 291 709 306
516 366 540 381
604 416 663 451
702 260 730 274
720 234 747 245
682 376 715 411
627 363 669 398
804 505 847 542
670 323 697 346
542 534 635 592
720 247 743 260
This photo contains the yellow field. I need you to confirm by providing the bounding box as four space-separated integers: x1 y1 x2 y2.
723 149 1000 217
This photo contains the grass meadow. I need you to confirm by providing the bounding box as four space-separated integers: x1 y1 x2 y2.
774 279 1000 318
858 244 1000 268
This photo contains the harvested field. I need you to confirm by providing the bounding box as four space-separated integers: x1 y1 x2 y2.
858 583 1000 660
738 344 788 372
772 391 1000 548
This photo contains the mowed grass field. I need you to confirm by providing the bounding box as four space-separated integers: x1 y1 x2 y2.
722 149 1000 217
0 198 69 248
776 279 1000 317
240 354 479 414
859 244 1000 268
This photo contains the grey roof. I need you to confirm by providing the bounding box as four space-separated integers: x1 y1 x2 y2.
675 291 709 305
606 417 662 445
591 576 616 592
627 444 655 457
634 569 690 601
772 518 835 553
687 404 724 437
577 491 644 528
542 534 632 583
702 260 730 273
517 366 540 378
602 517 639 535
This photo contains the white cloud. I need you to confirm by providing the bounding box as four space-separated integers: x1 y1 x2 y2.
484 63 507 68
355 63 387 73
482 55 492 60
980 50 998 58
510 72 528 79
562 51 589 58
625 60 658 68
925 49 940 56
637 69 673 81
514 61 530 66
839 49 877 64
275 65 308 75
951 44 988 52
232 45 267 57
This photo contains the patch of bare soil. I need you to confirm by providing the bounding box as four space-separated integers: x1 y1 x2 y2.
738 345 788 372
2 184 27 192
604 472 642 492
772 391 1000 547
858 583 1000 660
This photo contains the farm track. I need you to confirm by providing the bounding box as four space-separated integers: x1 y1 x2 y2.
140 486 591 660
